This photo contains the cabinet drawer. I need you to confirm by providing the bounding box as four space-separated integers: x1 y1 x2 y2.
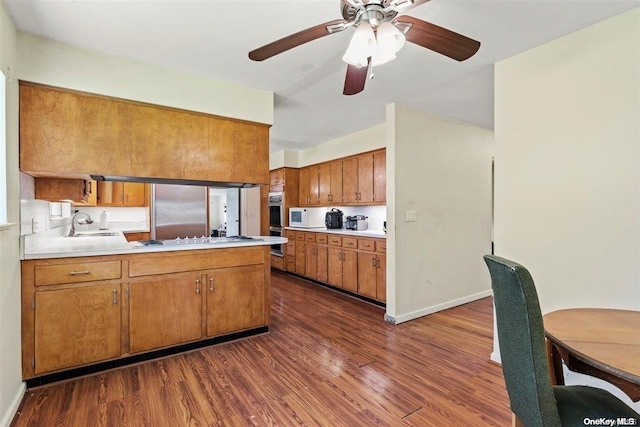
342 237 358 249
285 229 297 239
358 239 375 252
376 240 387 253
316 234 328 244
35 260 122 286
296 232 305 241
305 233 316 243
328 235 342 246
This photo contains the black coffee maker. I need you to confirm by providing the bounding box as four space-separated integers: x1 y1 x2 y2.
325 208 343 229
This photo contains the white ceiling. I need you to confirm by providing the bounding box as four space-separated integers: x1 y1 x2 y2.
4 0 639 152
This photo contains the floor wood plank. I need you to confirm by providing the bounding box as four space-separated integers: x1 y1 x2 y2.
12 271 510 426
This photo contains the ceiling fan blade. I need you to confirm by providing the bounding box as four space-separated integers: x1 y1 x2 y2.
343 62 369 96
249 19 348 61
395 15 480 61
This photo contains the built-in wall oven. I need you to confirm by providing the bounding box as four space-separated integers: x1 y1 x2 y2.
268 192 284 257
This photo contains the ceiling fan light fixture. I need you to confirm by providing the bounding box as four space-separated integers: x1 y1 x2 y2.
342 22 377 67
370 22 405 65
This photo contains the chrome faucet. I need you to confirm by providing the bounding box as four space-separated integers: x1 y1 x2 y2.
68 211 94 237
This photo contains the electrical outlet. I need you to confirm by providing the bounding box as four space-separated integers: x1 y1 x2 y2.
405 210 417 222
31 218 41 233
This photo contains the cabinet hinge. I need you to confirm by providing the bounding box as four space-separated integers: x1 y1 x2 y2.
31 357 35 367
32 298 35 310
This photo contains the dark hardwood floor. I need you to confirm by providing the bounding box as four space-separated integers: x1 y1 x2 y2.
12 271 510 426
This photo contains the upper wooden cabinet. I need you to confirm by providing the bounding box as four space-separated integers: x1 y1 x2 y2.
318 160 343 205
297 149 385 207
34 178 97 206
19 82 270 185
269 169 285 191
97 182 149 207
299 165 322 206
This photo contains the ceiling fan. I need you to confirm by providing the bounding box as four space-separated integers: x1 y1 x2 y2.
248 0 481 95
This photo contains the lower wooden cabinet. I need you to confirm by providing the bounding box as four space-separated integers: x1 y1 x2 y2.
34 284 121 374
206 265 265 337
327 247 358 293
293 230 382 300
295 240 306 276
129 272 203 353
357 252 386 301
21 246 270 379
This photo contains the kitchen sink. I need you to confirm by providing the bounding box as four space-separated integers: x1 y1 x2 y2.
69 232 120 237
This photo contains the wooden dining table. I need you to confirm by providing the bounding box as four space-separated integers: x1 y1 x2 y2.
544 308 640 402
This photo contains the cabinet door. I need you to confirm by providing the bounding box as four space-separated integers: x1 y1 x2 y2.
129 273 203 353
318 162 332 205
330 160 343 204
343 249 358 292
122 183 148 206
34 284 121 374
376 255 387 302
357 153 375 204
373 150 386 203
299 167 310 206
206 265 265 337
357 252 378 298
295 241 306 275
34 178 96 205
342 157 359 204
317 244 328 283
270 168 284 192
305 243 318 280
98 182 148 206
270 169 284 187
327 247 343 288
308 165 320 206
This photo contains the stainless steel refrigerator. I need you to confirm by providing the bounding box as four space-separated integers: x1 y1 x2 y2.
151 184 209 240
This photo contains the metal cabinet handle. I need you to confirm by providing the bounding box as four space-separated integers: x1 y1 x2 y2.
69 270 90 276
209 278 214 293
112 289 118 305
196 279 201 295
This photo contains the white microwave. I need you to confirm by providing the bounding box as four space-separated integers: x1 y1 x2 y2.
289 207 326 228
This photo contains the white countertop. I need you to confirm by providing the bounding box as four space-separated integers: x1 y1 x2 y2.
23 233 287 260
285 227 386 238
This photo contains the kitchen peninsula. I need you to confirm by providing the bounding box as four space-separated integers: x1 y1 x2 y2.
21 232 286 385
18 81 277 386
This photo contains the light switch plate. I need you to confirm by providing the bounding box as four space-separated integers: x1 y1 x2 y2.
405 210 417 222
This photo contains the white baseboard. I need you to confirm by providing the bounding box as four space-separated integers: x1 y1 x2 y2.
392 289 493 324
0 382 26 427
490 351 502 364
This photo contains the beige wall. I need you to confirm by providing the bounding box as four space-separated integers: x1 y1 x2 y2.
387 104 494 323
0 3 24 426
17 33 273 126
494 8 639 409
495 8 640 313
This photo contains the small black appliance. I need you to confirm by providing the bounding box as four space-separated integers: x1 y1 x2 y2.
325 208 343 229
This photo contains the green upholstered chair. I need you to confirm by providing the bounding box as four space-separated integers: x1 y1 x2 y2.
483 255 639 427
